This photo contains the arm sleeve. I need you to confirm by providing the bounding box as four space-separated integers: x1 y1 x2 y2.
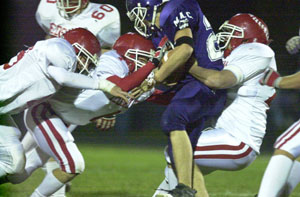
47 66 99 89
224 55 272 84
106 61 156 91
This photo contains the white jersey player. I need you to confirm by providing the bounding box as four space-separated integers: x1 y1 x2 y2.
0 28 128 180
257 29 300 197
5 33 159 197
36 0 120 49
153 13 277 197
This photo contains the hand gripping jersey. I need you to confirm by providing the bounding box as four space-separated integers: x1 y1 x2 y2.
216 43 277 153
0 38 76 114
48 50 129 125
36 0 120 48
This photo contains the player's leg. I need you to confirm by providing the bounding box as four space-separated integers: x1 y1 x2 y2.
193 128 256 174
160 82 226 196
0 115 25 180
258 119 300 197
283 157 300 196
7 146 50 184
25 103 85 196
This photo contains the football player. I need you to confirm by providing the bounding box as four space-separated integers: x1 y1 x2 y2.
36 0 120 50
126 0 226 195
0 28 129 182
257 28 300 197
5 32 164 197
35 0 121 131
153 13 276 197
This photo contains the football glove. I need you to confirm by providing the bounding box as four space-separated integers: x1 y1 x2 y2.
151 36 174 67
94 115 116 131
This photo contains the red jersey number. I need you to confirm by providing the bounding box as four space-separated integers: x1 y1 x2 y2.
91 4 114 20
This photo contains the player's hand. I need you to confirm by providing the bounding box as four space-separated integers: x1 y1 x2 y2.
151 36 173 67
259 68 282 88
286 36 300 55
109 86 133 105
94 115 116 131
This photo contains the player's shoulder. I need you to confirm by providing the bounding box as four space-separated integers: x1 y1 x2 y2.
45 38 75 55
232 43 274 58
160 0 200 28
36 0 57 18
81 2 120 18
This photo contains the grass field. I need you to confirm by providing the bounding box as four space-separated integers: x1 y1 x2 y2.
1 143 300 197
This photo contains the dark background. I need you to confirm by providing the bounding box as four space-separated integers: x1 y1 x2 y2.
1 0 300 152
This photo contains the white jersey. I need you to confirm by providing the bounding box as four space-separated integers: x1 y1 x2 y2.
216 43 277 153
0 38 76 114
48 50 129 125
36 0 120 48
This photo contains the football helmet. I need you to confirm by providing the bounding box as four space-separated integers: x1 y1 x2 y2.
113 32 155 73
126 0 169 37
56 0 89 19
216 13 270 57
62 28 101 75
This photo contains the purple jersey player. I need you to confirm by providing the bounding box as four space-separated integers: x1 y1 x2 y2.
127 0 226 196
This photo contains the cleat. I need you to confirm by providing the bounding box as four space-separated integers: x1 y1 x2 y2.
167 183 197 197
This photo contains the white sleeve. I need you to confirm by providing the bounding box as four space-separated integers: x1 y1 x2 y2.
97 21 121 48
224 55 272 84
47 66 99 89
45 39 77 72
94 53 128 79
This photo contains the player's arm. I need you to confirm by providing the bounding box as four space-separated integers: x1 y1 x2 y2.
260 69 300 89
279 72 300 89
47 66 131 103
154 28 193 83
189 63 237 89
106 62 156 92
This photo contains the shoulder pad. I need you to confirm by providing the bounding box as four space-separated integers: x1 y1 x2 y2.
232 43 274 58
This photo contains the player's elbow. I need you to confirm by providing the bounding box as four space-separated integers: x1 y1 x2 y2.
204 76 224 89
179 44 193 60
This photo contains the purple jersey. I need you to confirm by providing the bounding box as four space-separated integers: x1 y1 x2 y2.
152 0 223 75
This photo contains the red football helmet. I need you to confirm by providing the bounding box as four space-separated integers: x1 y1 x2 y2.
216 13 270 57
62 28 101 75
56 0 89 19
113 32 155 73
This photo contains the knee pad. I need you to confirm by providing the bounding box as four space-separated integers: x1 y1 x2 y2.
60 142 85 174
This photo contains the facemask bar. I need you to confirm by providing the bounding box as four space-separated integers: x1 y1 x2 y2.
216 21 244 50
127 3 150 37
73 43 99 75
125 49 155 71
57 0 82 19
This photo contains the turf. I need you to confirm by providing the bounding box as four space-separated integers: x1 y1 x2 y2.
0 144 299 197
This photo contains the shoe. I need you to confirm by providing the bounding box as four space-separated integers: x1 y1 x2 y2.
65 182 72 193
167 183 197 197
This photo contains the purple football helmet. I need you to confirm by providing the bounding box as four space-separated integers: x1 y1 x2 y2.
126 0 169 37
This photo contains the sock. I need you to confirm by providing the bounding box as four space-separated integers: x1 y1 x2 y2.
283 160 300 196
31 171 64 196
45 161 66 197
258 155 293 197
165 165 178 190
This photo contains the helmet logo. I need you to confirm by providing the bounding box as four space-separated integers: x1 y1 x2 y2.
249 14 269 40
